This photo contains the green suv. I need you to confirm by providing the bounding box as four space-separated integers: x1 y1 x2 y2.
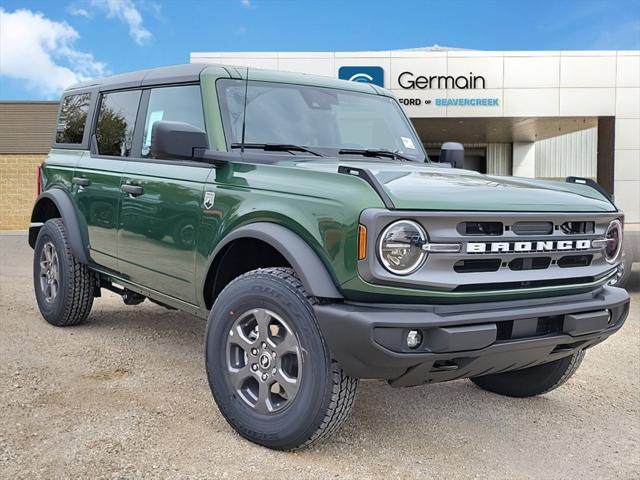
30 64 630 450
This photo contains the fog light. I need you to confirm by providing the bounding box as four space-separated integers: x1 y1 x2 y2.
406 330 422 349
606 309 612 324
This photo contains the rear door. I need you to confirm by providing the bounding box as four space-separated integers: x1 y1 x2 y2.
74 89 142 271
117 84 211 304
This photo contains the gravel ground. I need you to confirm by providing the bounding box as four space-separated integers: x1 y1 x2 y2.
1 234 638 479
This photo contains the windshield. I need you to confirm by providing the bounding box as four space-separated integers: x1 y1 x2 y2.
216 79 427 162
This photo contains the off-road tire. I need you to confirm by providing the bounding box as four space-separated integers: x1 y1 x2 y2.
470 350 585 397
33 218 95 326
205 267 358 450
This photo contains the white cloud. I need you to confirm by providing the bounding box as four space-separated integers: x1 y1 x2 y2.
0 8 107 97
91 0 151 45
68 5 90 17
240 0 252 8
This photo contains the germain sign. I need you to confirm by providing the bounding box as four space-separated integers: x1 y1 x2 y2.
395 70 499 108
398 71 486 90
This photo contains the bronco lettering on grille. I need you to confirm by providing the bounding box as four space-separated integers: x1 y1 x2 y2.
466 239 592 254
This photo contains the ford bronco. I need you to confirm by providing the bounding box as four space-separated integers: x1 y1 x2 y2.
30 64 630 450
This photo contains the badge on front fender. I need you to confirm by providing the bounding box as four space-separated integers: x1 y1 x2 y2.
203 191 216 210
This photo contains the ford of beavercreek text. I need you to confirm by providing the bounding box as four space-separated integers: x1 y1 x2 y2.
29 64 630 450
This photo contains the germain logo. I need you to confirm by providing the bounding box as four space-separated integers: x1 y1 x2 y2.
338 66 384 87
466 239 592 254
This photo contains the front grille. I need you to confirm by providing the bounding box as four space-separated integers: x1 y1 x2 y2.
561 221 595 234
454 258 501 273
511 221 553 235
508 257 551 271
359 210 618 294
457 221 503 236
558 254 593 268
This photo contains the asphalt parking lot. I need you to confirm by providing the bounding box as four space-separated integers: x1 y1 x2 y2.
1 234 638 479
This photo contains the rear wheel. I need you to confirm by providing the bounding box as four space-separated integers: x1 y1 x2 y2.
33 218 95 326
205 267 357 450
470 350 585 397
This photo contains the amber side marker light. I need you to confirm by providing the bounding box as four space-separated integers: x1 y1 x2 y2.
357 225 367 260
36 165 42 196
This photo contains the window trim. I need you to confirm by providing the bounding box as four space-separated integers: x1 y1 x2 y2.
89 82 207 164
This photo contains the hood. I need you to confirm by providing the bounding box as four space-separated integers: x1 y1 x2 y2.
293 159 616 212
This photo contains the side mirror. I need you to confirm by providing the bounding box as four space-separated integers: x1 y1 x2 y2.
439 142 464 169
150 120 208 160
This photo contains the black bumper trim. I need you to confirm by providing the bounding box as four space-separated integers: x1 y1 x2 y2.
313 286 630 387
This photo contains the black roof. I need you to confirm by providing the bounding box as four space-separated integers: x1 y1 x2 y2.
66 63 210 92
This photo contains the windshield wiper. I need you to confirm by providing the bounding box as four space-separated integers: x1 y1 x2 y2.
231 143 323 157
338 148 416 162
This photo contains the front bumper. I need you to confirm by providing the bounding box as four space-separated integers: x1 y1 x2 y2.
314 286 630 387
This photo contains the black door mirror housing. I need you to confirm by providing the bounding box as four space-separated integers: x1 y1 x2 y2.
150 120 208 160
439 142 465 169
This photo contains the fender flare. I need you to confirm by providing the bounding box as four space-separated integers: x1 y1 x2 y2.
29 189 90 264
207 222 343 300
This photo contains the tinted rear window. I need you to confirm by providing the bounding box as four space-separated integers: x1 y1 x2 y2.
95 90 141 157
56 93 91 144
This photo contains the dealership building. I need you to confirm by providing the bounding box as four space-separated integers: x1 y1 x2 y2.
192 47 639 239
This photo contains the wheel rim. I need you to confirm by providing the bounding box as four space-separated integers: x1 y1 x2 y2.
225 308 303 415
39 241 60 303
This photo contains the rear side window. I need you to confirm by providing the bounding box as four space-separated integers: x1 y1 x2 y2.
95 90 141 157
142 85 205 157
56 93 91 144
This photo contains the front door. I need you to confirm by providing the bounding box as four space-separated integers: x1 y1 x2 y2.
116 85 210 304
74 155 124 271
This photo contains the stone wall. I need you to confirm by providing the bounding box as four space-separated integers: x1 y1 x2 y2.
0 154 46 230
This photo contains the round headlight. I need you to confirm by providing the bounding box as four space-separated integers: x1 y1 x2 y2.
603 219 623 264
377 220 427 275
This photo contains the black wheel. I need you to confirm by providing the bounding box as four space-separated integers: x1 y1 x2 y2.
33 218 95 326
205 267 357 450
470 350 585 397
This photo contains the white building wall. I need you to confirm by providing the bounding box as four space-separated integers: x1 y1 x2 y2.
513 143 536 177
614 52 640 227
486 143 512 176
535 128 597 179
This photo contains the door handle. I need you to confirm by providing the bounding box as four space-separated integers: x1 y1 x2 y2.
122 184 144 196
72 177 91 187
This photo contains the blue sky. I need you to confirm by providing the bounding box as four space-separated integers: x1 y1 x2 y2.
1 0 639 100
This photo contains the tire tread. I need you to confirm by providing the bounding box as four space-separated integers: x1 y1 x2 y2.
471 350 585 398
36 219 95 326
213 267 358 449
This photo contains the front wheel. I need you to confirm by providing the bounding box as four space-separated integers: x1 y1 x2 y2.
470 350 585 397
205 267 357 450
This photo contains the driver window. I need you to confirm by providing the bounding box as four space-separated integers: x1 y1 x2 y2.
142 85 205 158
